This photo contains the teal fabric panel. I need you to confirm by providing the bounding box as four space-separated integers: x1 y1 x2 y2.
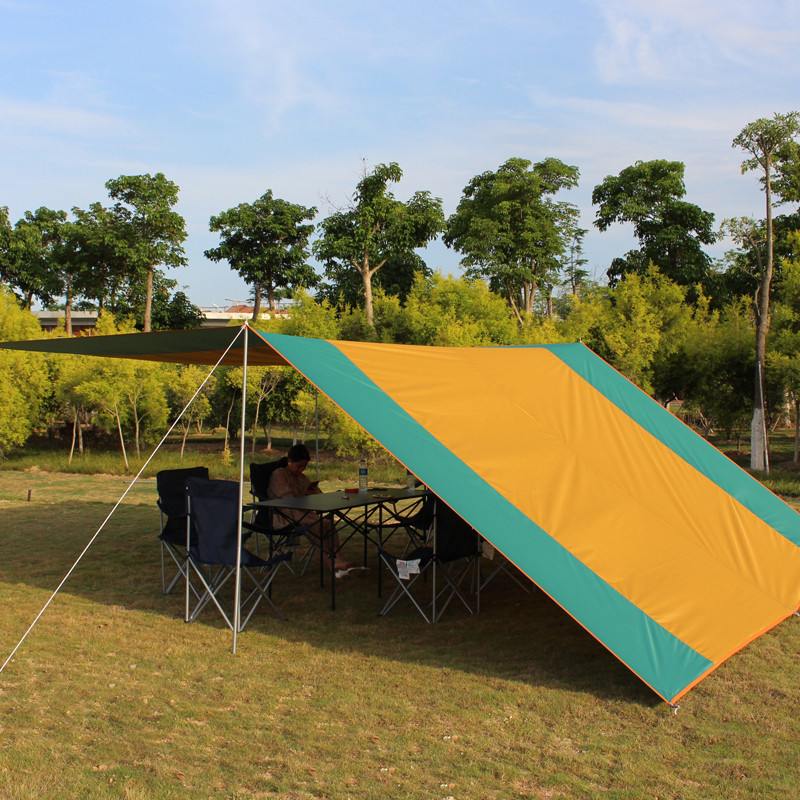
549 343 800 548
260 331 712 702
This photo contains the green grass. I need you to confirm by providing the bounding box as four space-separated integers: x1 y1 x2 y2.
708 430 800 498
0 429 407 486
1 470 800 799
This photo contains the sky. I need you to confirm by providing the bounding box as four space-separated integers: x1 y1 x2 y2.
2 0 800 309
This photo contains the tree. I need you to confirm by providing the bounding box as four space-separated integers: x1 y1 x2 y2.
3 207 68 308
732 110 800 471
592 160 716 287
314 250 431 311
313 162 445 329
69 202 133 314
156 290 204 330
245 366 288 453
672 303 756 438
563 269 690 395
166 365 213 457
0 287 50 454
444 157 580 324
0 207 12 292
563 224 589 296
105 173 187 332
400 274 522 346
206 191 317 319
767 232 800 462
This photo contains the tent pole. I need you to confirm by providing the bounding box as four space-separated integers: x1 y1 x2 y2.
432 499 438 623
233 324 249 651
0 327 247 675
315 388 320 482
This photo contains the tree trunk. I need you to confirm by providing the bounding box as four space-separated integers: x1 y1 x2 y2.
504 277 524 326
69 411 78 465
362 267 374 328
251 399 261 455
65 280 73 336
143 264 154 332
751 159 774 473
524 280 535 316
180 418 190 458
224 393 237 453
252 285 262 320
114 401 129 469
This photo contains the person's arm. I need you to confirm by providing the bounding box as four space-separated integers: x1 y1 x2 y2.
306 479 321 495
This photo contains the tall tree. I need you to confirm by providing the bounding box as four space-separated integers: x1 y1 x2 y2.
0 208 11 288
313 162 445 329
3 207 67 308
70 202 132 314
105 173 187 332
592 159 716 287
563 223 589 296
732 110 800 471
315 250 431 311
205 190 317 319
444 157 580 323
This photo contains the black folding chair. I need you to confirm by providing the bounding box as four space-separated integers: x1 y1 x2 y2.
185 477 286 629
249 458 313 574
376 494 435 554
378 499 480 622
156 466 209 595
476 539 534 611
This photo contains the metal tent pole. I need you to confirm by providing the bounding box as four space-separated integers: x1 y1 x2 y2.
314 388 320 482
233 324 249 652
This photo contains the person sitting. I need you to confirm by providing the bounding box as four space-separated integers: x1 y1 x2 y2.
267 443 357 576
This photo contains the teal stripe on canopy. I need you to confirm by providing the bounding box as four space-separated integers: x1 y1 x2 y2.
549 343 800 548
257 330 712 703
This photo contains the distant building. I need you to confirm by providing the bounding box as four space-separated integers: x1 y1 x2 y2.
36 304 290 334
199 304 290 328
36 310 99 333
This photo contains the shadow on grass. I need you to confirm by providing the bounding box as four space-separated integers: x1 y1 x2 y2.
0 499 659 708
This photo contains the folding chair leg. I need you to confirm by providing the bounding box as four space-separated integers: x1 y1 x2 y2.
378 553 432 622
238 565 284 627
431 559 476 622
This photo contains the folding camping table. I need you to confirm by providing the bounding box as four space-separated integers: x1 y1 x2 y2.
250 486 430 610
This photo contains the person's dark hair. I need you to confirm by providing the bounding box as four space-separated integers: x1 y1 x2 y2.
287 443 311 463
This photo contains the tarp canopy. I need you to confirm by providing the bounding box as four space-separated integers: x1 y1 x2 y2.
4 323 800 704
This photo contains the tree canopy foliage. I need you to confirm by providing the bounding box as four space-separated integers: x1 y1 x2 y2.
313 162 445 329
105 173 188 332
206 191 318 319
592 159 716 287
445 157 580 323
5 117 800 464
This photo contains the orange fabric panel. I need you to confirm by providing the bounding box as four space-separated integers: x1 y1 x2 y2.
333 341 800 663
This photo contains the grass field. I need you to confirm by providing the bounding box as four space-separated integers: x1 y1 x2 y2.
1 446 800 798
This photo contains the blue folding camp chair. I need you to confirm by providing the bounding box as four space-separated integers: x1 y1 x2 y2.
156 466 209 595
185 477 287 629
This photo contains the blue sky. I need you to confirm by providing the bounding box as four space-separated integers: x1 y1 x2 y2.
2 0 799 308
